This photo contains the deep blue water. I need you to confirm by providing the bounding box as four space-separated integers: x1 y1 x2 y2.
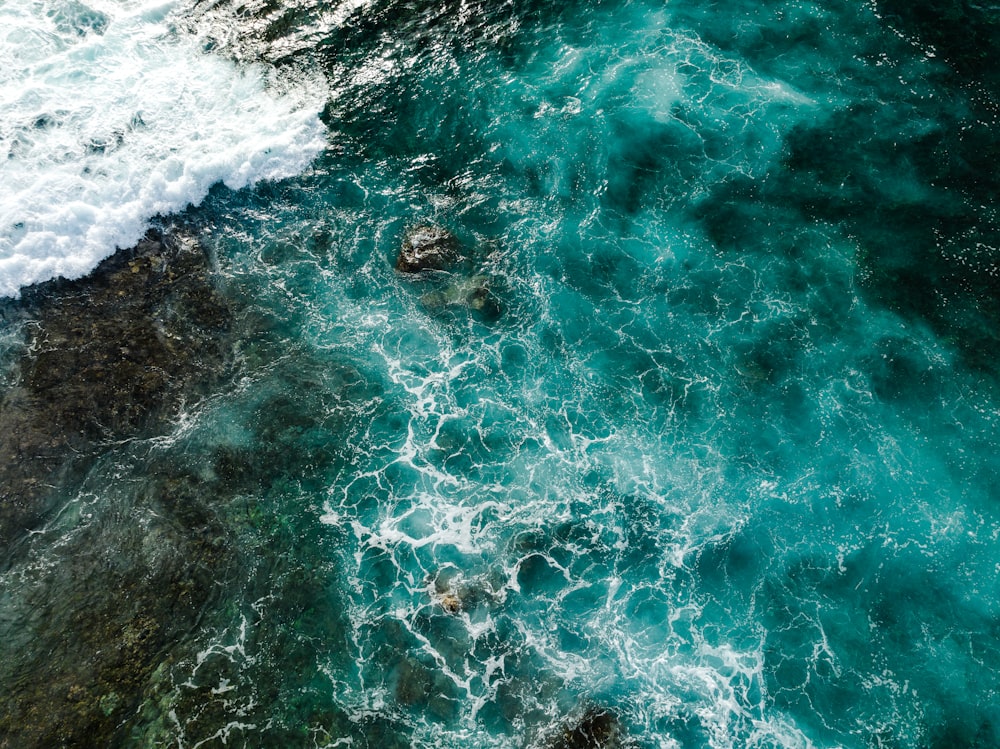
2 0 1000 746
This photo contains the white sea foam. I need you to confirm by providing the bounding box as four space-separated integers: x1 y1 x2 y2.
0 0 328 297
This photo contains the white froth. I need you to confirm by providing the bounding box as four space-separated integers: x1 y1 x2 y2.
0 0 328 297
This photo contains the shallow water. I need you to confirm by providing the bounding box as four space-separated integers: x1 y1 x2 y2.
1 0 999 747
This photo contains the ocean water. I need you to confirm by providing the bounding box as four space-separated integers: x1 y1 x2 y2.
2 0 1000 747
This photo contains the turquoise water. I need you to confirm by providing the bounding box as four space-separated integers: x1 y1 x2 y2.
3 0 1000 746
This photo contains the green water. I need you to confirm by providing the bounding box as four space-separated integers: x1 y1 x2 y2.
3 0 1000 746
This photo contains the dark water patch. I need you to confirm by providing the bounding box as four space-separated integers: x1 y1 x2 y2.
759 542 1000 747
692 523 773 614
673 0 1000 374
875 0 1000 85
862 334 943 405
0 228 234 557
184 0 572 67
602 116 705 216
695 89 1000 372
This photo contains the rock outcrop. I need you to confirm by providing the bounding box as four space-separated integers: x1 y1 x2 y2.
396 224 504 321
395 224 465 274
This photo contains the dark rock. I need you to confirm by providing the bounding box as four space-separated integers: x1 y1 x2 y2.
392 657 460 722
0 463 235 748
548 705 625 749
875 0 1000 83
0 228 234 554
396 224 463 273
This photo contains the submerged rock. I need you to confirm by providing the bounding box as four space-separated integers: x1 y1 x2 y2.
0 227 239 747
396 224 464 273
419 273 503 321
392 656 460 721
0 462 235 748
548 705 626 749
0 228 234 552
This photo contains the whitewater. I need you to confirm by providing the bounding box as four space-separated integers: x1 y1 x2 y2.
0 0 327 297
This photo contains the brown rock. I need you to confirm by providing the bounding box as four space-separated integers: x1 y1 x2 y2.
395 224 462 273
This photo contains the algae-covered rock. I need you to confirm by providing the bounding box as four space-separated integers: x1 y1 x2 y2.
0 227 238 747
